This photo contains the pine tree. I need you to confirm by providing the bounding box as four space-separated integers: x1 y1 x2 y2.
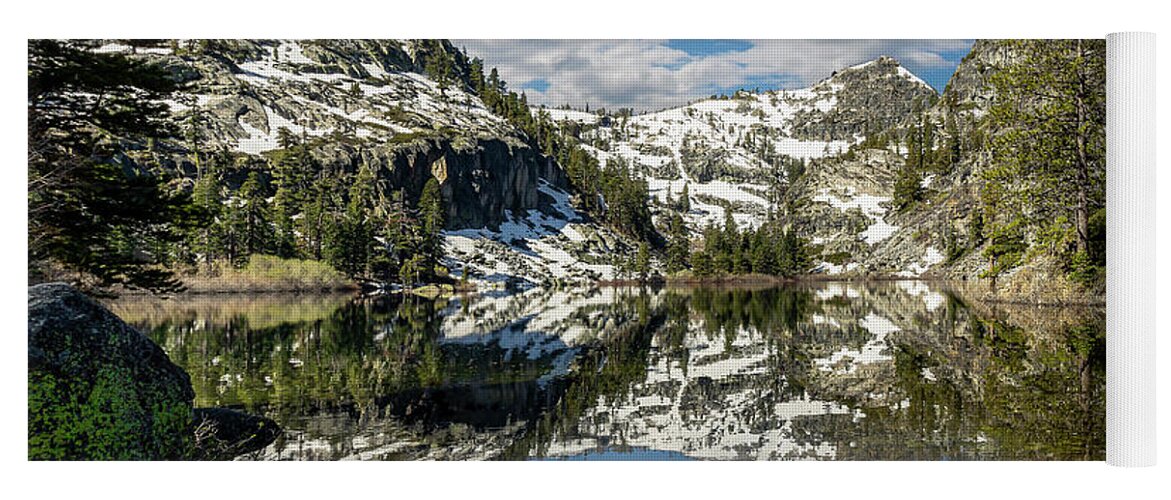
985 39 1106 266
418 177 446 281
893 115 928 211
370 188 407 283
665 213 690 273
298 176 335 260
731 233 747 275
190 168 223 265
424 43 455 97
893 156 924 211
327 163 375 277
270 140 316 259
272 201 298 259
776 229 809 276
387 188 421 287
636 242 651 282
28 39 198 292
712 211 737 273
750 228 777 275
469 57 485 94
237 172 273 257
182 100 208 179
692 250 714 277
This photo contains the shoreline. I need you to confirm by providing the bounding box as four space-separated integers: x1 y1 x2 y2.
100 275 1103 308
603 274 1105 308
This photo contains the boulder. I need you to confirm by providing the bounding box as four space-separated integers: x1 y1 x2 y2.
191 408 281 460
27 283 281 460
28 283 195 459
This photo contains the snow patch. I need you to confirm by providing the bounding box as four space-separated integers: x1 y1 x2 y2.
813 188 898 245
899 247 946 277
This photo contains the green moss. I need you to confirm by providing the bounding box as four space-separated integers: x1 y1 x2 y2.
28 366 193 460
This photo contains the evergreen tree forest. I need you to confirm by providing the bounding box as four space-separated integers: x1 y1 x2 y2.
690 210 811 279
175 134 452 288
981 39 1106 287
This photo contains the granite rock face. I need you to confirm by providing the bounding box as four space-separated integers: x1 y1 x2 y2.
118 39 567 232
788 56 939 142
191 408 282 460
306 137 566 231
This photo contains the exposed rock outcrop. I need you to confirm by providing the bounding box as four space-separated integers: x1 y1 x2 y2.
120 39 567 232
789 56 939 141
307 137 566 230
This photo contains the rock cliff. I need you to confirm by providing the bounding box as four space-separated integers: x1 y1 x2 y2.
107 39 566 231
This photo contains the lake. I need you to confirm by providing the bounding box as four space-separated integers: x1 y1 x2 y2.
108 282 1105 461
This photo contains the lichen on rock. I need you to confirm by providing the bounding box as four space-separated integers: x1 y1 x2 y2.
28 283 196 460
27 283 281 460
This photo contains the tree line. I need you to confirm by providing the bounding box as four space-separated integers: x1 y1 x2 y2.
690 210 810 279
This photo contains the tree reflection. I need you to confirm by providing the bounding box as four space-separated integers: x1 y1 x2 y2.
114 282 1104 460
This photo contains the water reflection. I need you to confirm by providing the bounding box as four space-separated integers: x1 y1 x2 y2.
109 282 1105 461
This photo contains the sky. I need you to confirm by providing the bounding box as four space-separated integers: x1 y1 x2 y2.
455 39 974 112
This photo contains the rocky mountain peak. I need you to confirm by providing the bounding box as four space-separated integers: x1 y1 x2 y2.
788 56 937 142
817 55 931 92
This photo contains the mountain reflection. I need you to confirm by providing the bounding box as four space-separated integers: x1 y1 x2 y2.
110 282 1104 461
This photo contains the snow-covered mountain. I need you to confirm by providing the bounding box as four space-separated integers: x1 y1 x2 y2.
787 41 1019 281
101 39 516 155
102 39 1008 284
99 39 641 287
548 57 932 227
541 56 943 277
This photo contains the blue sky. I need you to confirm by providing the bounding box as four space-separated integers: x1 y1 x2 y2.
457 39 974 112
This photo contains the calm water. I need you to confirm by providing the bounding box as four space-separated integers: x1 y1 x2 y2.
109 282 1105 461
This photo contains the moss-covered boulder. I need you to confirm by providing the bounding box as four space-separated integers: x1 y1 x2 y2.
28 283 195 460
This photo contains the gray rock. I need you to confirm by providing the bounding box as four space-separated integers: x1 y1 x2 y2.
28 283 195 460
788 56 938 142
27 283 281 460
191 408 281 460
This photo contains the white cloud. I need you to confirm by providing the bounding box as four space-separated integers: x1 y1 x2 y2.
454 39 973 112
